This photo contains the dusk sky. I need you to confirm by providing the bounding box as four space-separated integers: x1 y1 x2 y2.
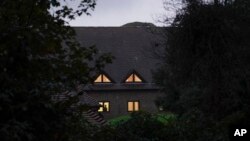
69 0 171 27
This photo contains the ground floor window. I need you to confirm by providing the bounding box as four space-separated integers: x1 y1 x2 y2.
98 101 110 112
128 101 140 112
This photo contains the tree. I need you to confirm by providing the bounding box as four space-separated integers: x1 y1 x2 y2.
0 0 113 141
155 0 250 140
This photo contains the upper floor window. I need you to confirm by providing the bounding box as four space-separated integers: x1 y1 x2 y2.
125 72 143 83
94 74 112 83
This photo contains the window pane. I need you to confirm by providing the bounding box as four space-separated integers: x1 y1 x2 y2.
98 107 103 112
98 102 103 112
94 75 102 82
103 102 109 111
134 102 139 111
134 74 142 82
126 73 142 83
126 74 134 82
128 102 134 111
103 75 111 82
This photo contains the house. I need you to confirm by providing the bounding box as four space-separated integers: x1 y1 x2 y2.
75 24 164 119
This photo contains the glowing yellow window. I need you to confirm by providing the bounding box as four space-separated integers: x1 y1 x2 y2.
125 73 142 83
128 101 140 112
98 102 110 112
94 74 111 83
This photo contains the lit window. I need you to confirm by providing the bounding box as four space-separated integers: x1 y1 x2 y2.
94 74 111 83
98 102 110 112
125 73 142 83
128 101 140 112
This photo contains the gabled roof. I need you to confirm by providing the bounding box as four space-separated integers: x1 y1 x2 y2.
74 27 164 90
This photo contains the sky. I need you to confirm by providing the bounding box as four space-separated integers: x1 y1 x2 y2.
69 0 170 27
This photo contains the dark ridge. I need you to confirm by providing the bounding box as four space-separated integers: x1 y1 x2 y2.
122 22 156 27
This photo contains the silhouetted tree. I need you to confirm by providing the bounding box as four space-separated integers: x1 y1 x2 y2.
0 0 113 141
155 0 250 140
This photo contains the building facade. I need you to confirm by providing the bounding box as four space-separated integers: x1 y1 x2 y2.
75 26 164 119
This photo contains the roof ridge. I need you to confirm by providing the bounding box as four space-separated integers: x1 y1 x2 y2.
72 26 163 28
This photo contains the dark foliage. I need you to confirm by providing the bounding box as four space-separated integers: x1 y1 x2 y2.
154 0 250 140
94 111 172 141
0 0 113 141
114 112 165 141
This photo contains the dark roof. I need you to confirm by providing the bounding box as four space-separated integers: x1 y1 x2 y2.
74 27 164 90
52 91 100 107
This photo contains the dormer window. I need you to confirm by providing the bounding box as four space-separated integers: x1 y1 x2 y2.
94 74 112 83
124 71 144 83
